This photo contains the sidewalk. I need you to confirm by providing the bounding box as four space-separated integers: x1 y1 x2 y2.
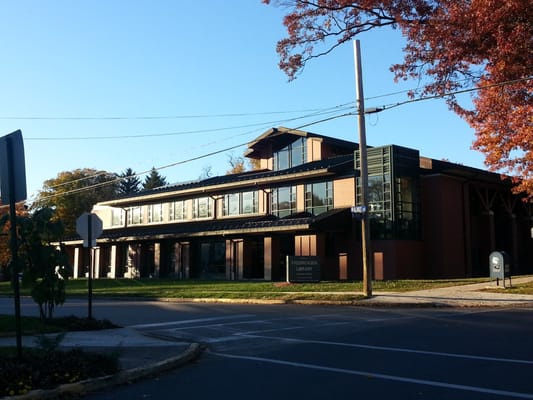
360 275 533 307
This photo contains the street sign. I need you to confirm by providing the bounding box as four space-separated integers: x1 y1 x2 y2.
0 130 27 203
351 205 367 214
76 212 103 247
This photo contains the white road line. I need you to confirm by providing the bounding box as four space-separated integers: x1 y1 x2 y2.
127 314 254 329
211 352 533 399
240 334 533 365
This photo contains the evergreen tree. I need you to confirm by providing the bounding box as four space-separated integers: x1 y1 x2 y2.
118 168 141 195
143 167 167 190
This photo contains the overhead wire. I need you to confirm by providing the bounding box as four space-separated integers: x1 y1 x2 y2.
27 75 532 203
24 103 355 141
1 103 354 122
31 110 356 204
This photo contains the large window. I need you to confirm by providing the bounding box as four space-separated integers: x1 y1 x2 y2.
127 206 143 225
273 137 307 170
395 177 419 239
305 181 333 215
223 193 240 216
111 208 124 226
192 197 213 219
147 203 163 223
223 191 258 216
356 145 420 239
169 200 187 221
272 186 296 218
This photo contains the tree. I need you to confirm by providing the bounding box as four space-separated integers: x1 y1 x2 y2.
0 202 28 281
199 165 213 180
264 0 533 198
33 169 118 236
0 207 69 320
143 167 167 190
118 168 141 196
226 154 247 175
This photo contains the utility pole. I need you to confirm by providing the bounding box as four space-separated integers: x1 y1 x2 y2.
353 40 373 297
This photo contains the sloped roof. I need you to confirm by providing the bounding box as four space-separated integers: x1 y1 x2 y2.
245 126 358 159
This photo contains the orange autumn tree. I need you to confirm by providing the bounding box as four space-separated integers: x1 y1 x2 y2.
264 0 533 198
0 202 28 280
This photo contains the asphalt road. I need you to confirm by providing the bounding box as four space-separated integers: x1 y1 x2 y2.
2 297 533 399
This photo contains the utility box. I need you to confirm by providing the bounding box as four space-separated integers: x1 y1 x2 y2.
489 251 511 287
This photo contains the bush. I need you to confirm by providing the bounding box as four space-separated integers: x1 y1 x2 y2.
0 315 121 396
0 347 119 397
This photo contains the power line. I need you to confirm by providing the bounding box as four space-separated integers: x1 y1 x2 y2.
0 104 354 121
25 103 355 141
30 111 355 204
38 105 355 192
375 76 533 113
27 76 532 202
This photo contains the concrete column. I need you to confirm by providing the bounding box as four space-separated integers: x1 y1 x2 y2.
236 240 244 280
73 247 81 278
93 247 101 278
264 237 273 281
182 242 190 279
154 243 161 278
225 240 232 280
108 245 117 278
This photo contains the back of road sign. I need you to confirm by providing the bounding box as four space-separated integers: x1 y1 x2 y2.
76 212 103 247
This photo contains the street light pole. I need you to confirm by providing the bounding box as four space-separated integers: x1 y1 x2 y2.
353 40 373 297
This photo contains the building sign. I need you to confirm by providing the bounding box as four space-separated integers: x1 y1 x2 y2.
286 256 321 283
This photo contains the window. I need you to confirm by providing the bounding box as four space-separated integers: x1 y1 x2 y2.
305 181 333 215
148 203 163 223
223 193 240 216
111 208 124 226
192 197 213 219
169 200 187 221
273 137 307 170
395 177 419 239
272 186 296 217
223 191 258 216
128 206 143 225
242 191 258 214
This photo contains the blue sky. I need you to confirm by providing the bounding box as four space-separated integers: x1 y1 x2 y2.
0 1 486 201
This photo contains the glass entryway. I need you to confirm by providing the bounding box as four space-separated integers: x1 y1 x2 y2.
198 241 226 280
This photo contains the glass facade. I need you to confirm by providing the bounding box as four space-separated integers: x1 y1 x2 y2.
223 191 258 216
148 203 163 223
272 186 296 218
356 145 420 239
305 181 333 215
273 137 307 170
128 206 143 225
192 197 213 219
169 200 187 221
111 208 124 226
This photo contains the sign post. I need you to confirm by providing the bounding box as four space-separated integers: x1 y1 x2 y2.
76 212 103 319
0 130 27 359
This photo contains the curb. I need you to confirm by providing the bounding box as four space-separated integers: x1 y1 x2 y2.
153 296 533 308
2 343 203 400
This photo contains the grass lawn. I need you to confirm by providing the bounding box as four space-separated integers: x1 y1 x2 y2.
483 280 533 295
0 277 492 302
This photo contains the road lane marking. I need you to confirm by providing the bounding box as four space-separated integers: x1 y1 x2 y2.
211 352 533 399
240 334 533 365
127 314 254 329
